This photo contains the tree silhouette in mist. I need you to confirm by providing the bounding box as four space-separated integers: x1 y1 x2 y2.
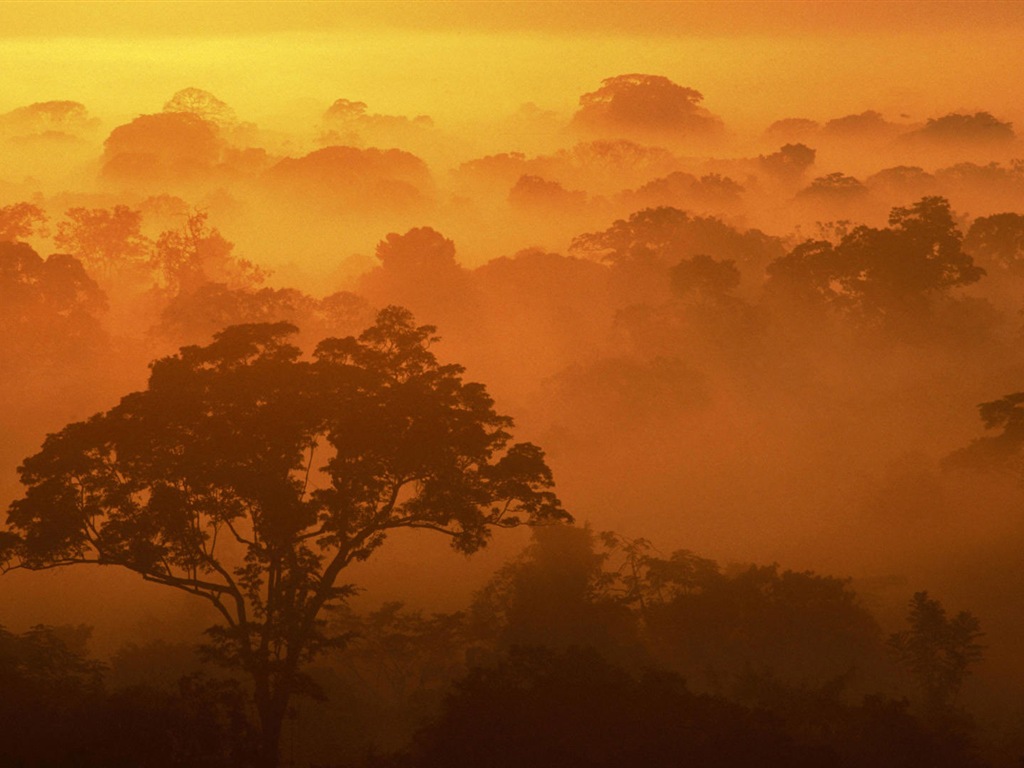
54 205 151 284
571 74 725 142
964 212 1024 275
1 306 568 768
0 100 99 139
759 143 816 183
151 208 266 294
795 172 869 202
767 196 985 331
572 206 781 269
903 112 1015 146
102 112 225 188
0 240 108 375
889 592 984 719
945 391 1024 475
0 202 48 242
163 87 238 129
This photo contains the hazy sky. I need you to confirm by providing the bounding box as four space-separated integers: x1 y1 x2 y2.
3 1 1023 136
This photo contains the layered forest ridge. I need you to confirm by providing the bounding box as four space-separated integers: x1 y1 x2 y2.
3 5 1024 765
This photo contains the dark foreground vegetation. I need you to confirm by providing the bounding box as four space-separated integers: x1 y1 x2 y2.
0 527 992 768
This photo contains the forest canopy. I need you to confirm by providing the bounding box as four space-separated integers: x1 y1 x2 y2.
1 15 1024 764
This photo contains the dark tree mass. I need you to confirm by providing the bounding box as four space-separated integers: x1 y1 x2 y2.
3 309 565 766
2 4 1024 767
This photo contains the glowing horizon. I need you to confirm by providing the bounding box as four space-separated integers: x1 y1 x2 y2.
2 2 1022 143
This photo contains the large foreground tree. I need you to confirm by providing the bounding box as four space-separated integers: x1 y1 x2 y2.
1 306 568 767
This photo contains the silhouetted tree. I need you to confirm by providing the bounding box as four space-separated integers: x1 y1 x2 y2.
0 202 48 242
643 563 885 692
595 532 719 611
533 139 682 193
612 251 765 358
571 206 780 306
767 197 985 330
54 205 151 283
889 592 984 717
628 171 745 209
571 74 725 142
935 161 1024 198
151 208 266 294
507 174 586 211
102 112 225 187
964 213 1024 275
318 98 434 148
451 151 529 195
470 248 611 386
572 206 781 269
333 602 470 702
759 143 816 182
375 228 456 273
470 526 638 663
153 282 373 350
2 307 568 768
360 227 474 335
265 146 434 213
576 209 762 351
944 391 1024 474
821 110 901 141
669 253 741 302
763 117 820 144
904 112 1015 145
865 166 939 201
0 100 99 138
163 87 238 128
0 241 107 371
796 172 869 201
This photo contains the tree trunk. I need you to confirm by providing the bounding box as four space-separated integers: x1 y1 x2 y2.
251 637 303 767
256 700 286 768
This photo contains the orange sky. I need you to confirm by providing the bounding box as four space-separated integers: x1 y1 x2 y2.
1 2 1022 140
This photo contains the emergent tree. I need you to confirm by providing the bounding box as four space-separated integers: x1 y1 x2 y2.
767 196 984 326
1 306 569 768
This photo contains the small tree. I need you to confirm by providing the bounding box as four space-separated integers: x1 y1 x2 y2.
2 306 568 767
888 592 984 716
0 201 48 242
151 208 266 294
54 205 151 283
163 87 237 129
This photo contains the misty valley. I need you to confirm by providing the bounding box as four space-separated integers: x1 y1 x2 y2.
3 44 1024 768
